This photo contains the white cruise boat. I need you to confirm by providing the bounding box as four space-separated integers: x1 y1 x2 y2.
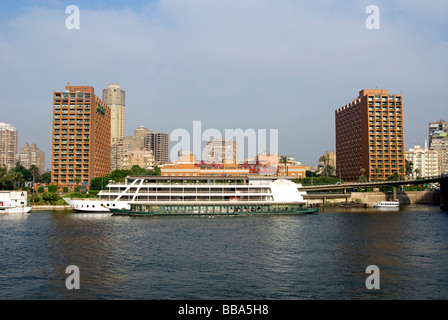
64 175 318 215
0 191 33 213
373 200 400 208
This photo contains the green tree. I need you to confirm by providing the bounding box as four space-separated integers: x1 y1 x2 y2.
40 171 51 184
41 192 59 204
9 162 32 181
48 185 57 192
405 159 413 177
387 172 400 181
359 168 367 182
11 171 24 189
106 169 133 182
372 167 380 181
280 156 289 176
151 166 161 176
414 168 421 179
29 164 40 188
90 177 109 191
321 165 335 178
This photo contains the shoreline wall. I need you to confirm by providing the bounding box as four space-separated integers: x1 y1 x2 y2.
350 191 439 206
307 191 440 206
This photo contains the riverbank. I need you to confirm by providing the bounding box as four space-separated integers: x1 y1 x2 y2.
307 190 440 207
31 205 71 211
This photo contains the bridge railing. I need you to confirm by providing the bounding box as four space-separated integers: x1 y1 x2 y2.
298 174 446 189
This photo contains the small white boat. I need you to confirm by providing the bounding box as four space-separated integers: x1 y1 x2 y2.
373 200 399 208
0 191 33 213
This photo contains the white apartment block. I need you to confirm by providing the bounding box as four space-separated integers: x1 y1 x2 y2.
405 145 439 178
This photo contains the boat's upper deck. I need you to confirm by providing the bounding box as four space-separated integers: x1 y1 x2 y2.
123 175 295 186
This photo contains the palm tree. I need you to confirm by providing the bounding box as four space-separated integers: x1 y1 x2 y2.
374 167 380 181
12 171 23 190
29 165 40 189
414 168 421 179
280 156 289 177
74 177 80 191
359 168 367 182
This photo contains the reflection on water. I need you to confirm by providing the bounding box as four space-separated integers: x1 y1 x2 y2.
1 205 448 299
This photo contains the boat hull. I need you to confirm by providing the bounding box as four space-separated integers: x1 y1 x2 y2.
373 201 399 208
0 206 33 214
63 198 131 213
111 203 318 216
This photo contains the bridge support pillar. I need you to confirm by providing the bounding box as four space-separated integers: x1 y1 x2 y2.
392 186 397 201
441 178 448 212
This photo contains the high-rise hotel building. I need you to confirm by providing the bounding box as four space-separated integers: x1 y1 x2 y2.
102 83 125 143
51 85 111 187
0 122 18 171
335 89 405 181
428 119 448 174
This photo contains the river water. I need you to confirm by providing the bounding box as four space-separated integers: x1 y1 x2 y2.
1 205 447 300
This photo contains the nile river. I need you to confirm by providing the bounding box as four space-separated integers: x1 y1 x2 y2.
1 205 448 300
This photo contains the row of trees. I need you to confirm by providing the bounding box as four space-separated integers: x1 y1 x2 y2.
89 165 161 191
0 163 161 204
0 162 50 191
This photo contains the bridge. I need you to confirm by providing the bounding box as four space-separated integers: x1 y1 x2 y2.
298 175 448 211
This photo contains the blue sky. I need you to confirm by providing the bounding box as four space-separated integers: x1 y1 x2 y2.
1 0 447 169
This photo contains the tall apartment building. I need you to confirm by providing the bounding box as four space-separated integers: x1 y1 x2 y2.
0 122 18 171
405 145 439 179
102 83 125 144
335 89 405 181
428 119 448 174
204 138 239 164
135 126 153 150
149 132 169 164
111 127 169 170
51 85 111 187
17 143 45 174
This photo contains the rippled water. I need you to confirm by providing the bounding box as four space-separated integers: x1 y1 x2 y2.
1 205 448 300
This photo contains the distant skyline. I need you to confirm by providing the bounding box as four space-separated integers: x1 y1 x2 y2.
1 0 447 169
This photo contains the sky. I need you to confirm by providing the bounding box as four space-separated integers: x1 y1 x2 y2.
0 0 447 169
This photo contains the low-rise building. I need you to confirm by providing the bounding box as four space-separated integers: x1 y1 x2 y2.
161 153 306 178
405 145 439 179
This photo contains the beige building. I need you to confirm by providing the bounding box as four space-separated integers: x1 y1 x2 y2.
428 119 448 174
135 126 153 150
405 145 439 178
161 152 306 178
204 138 239 164
103 83 125 144
17 143 45 174
111 127 169 170
0 122 18 171
122 149 155 170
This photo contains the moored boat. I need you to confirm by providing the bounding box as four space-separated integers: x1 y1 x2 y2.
0 191 33 213
372 200 399 208
65 175 318 215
